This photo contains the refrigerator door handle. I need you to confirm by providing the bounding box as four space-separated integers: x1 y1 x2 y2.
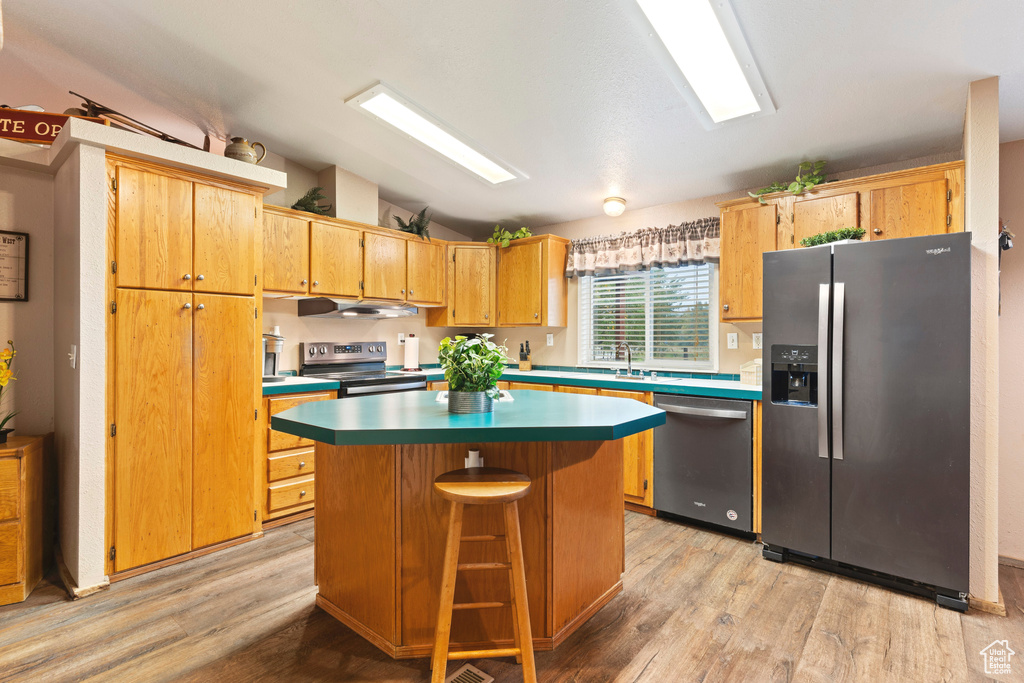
818 284 830 458
832 282 846 460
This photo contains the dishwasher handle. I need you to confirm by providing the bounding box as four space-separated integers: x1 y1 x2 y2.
655 403 748 420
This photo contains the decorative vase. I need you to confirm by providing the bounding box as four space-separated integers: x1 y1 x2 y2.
448 391 494 415
0 428 13 444
224 137 267 165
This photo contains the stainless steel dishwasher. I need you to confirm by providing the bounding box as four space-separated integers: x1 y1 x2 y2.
653 394 753 532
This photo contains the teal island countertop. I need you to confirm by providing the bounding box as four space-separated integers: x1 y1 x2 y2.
271 391 666 446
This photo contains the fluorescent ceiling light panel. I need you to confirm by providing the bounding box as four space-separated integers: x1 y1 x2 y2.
347 83 519 185
636 0 772 125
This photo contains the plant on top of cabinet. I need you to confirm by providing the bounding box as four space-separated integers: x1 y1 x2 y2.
394 206 431 240
799 226 866 247
749 160 827 204
291 186 332 216
487 224 532 247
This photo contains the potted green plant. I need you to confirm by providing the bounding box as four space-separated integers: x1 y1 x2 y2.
0 340 17 443
394 206 431 240
486 225 532 247
799 227 866 247
438 334 508 414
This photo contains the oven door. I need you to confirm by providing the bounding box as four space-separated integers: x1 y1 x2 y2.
339 379 426 397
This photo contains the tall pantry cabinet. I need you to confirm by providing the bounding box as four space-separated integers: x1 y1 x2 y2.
106 156 262 574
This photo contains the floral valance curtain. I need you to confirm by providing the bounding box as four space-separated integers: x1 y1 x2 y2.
564 217 720 278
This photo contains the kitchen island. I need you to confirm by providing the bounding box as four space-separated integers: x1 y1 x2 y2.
272 391 665 659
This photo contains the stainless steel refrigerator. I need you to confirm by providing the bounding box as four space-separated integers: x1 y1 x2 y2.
761 232 970 611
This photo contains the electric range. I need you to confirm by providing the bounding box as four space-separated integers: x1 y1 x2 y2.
298 341 426 397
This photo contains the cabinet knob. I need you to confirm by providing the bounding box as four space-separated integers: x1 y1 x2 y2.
183 274 191 280
299 490 307 497
298 461 306 468
873 228 882 235
534 313 539 318
197 304 205 310
183 303 192 310
401 289 406 294
409 289 414 295
723 304 730 311
484 313 489 319
313 280 319 286
196 274 205 281
301 279 308 286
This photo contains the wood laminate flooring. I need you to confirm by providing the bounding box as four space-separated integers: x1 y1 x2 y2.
2 513 1022 682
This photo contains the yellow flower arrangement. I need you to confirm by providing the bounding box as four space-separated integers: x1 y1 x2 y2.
0 340 17 431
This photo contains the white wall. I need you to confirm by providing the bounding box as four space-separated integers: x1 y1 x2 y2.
964 77 1000 603
0 166 55 434
318 165 379 225
378 200 471 243
261 151 319 209
999 138 1024 563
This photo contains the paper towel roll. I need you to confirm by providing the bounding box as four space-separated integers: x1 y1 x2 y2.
403 336 420 370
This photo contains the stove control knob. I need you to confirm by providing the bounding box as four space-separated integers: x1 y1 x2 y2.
320 346 327 355
309 347 316 356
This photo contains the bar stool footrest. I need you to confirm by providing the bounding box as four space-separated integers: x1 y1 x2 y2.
452 601 508 610
448 647 521 660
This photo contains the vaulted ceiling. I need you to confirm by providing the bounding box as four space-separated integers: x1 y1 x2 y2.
3 0 1023 236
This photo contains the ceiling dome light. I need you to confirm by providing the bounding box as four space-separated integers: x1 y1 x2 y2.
603 197 626 217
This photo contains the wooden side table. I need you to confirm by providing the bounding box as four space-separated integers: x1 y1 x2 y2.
0 435 48 606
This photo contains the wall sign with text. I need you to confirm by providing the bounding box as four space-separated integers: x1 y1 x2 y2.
0 109 106 145
0 232 29 302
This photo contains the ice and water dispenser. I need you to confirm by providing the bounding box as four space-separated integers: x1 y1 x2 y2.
770 345 818 406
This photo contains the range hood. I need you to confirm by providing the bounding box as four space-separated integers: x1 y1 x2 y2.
297 297 419 320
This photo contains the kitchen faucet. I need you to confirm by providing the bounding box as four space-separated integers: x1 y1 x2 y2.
616 341 633 377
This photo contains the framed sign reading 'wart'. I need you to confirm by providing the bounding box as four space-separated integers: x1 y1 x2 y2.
0 231 29 302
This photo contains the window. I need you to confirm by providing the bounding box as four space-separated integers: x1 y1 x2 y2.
578 264 717 372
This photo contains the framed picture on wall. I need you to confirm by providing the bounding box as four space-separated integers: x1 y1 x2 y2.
0 231 29 302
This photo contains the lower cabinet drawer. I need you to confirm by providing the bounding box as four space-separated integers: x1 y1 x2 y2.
0 459 19 522
268 476 315 513
268 449 315 483
0 521 21 585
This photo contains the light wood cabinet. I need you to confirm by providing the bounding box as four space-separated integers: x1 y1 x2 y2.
310 220 362 298
793 192 859 246
598 389 654 508
720 203 777 321
261 391 334 522
191 293 256 549
115 165 193 291
262 209 310 294
717 161 965 322
114 162 258 295
363 232 407 301
113 288 194 572
496 235 569 327
508 381 553 391
406 239 445 306
554 385 599 395
0 436 49 606
427 243 496 327
865 177 949 240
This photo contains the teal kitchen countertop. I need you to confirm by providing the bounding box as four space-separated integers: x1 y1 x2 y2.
262 376 340 396
271 391 666 446
420 368 762 401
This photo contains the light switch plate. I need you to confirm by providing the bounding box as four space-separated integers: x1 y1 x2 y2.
546 333 554 346
727 333 738 349
752 333 763 350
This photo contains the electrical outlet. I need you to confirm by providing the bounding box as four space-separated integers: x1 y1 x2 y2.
546 333 554 347
397 333 405 346
752 333 763 350
727 333 738 349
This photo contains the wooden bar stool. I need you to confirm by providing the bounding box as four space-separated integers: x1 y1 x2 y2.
431 467 537 683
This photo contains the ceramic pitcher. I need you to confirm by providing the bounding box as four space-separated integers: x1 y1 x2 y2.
225 137 267 164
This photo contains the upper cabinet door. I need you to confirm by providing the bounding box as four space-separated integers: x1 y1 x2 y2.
310 221 362 298
407 239 444 306
263 211 310 294
866 178 948 240
793 193 859 247
720 204 777 321
363 232 407 301
497 240 543 326
116 165 193 291
192 293 256 549
193 184 257 295
452 245 495 326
